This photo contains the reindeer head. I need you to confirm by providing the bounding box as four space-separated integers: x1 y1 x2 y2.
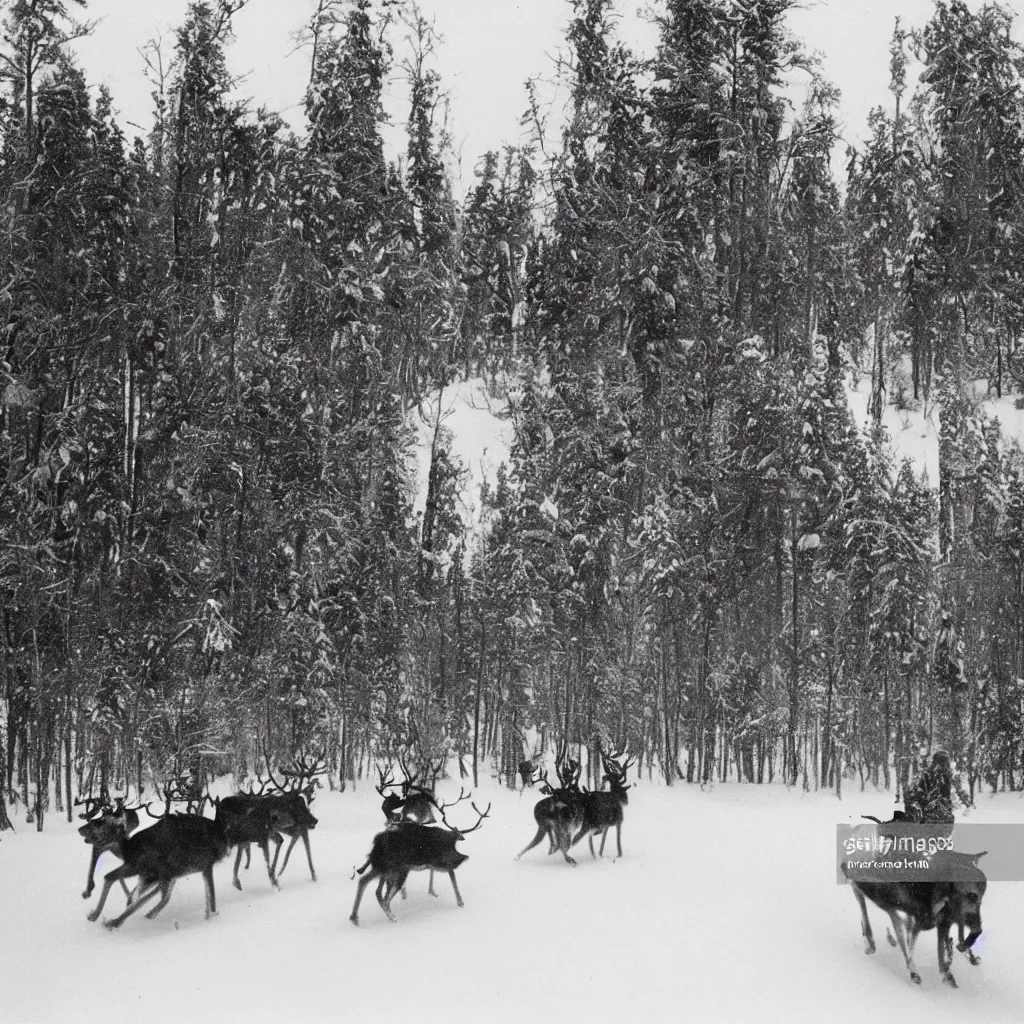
932 851 988 950
601 750 635 800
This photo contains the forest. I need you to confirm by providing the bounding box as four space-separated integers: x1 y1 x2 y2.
2 0 1024 835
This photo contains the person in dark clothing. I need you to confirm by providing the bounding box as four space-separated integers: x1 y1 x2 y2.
903 751 970 838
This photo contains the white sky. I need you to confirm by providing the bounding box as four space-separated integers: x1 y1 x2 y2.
69 0 1024 191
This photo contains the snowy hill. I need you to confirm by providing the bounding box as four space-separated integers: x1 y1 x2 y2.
3 776 1023 1023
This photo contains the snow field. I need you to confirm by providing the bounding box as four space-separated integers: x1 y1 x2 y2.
1 778 1023 1024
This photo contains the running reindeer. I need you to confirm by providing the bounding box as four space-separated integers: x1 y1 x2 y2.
351 789 490 925
77 793 143 900
842 849 988 987
376 758 454 899
84 798 292 929
221 750 325 889
516 756 585 866
570 750 634 859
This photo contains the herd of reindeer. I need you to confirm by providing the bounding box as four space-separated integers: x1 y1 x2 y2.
73 748 635 931
69 745 989 989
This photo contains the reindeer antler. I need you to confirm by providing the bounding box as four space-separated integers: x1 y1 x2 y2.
438 787 471 813
459 801 492 835
438 794 491 835
376 764 398 795
75 795 107 821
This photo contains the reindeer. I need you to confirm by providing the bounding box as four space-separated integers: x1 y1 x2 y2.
84 800 287 929
264 751 324 882
223 751 324 888
842 850 988 987
570 750 635 859
351 794 490 925
518 758 538 790
376 757 442 824
76 794 142 900
516 757 584 866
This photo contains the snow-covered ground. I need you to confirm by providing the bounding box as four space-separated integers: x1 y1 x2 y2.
3 776 1023 1024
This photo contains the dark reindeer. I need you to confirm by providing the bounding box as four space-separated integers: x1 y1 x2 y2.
222 751 324 888
570 751 634 859
210 787 298 892
518 758 538 790
264 751 324 882
376 757 442 824
84 801 287 929
842 850 988 987
77 794 142 900
351 795 490 925
516 757 584 867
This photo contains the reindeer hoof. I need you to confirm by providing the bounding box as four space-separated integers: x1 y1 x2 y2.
910 972 922 985
104 920 121 931
350 916 359 926
863 941 876 955
86 911 101 923
886 930 897 948
82 889 92 899
232 880 242 891
942 973 958 988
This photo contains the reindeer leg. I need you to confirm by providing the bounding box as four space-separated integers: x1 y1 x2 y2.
300 831 317 882
277 832 299 877
143 879 176 920
887 911 921 984
938 920 957 988
232 845 245 890
261 839 279 889
87 867 132 922
103 882 161 929
244 845 251 870
615 822 623 859
956 921 981 965
269 832 284 876
82 846 101 898
447 869 465 907
379 872 406 922
428 869 439 897
598 828 608 857
516 826 549 860
350 870 378 925
850 885 875 954
268 833 284 881
203 866 218 918
588 833 597 859
560 839 578 866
